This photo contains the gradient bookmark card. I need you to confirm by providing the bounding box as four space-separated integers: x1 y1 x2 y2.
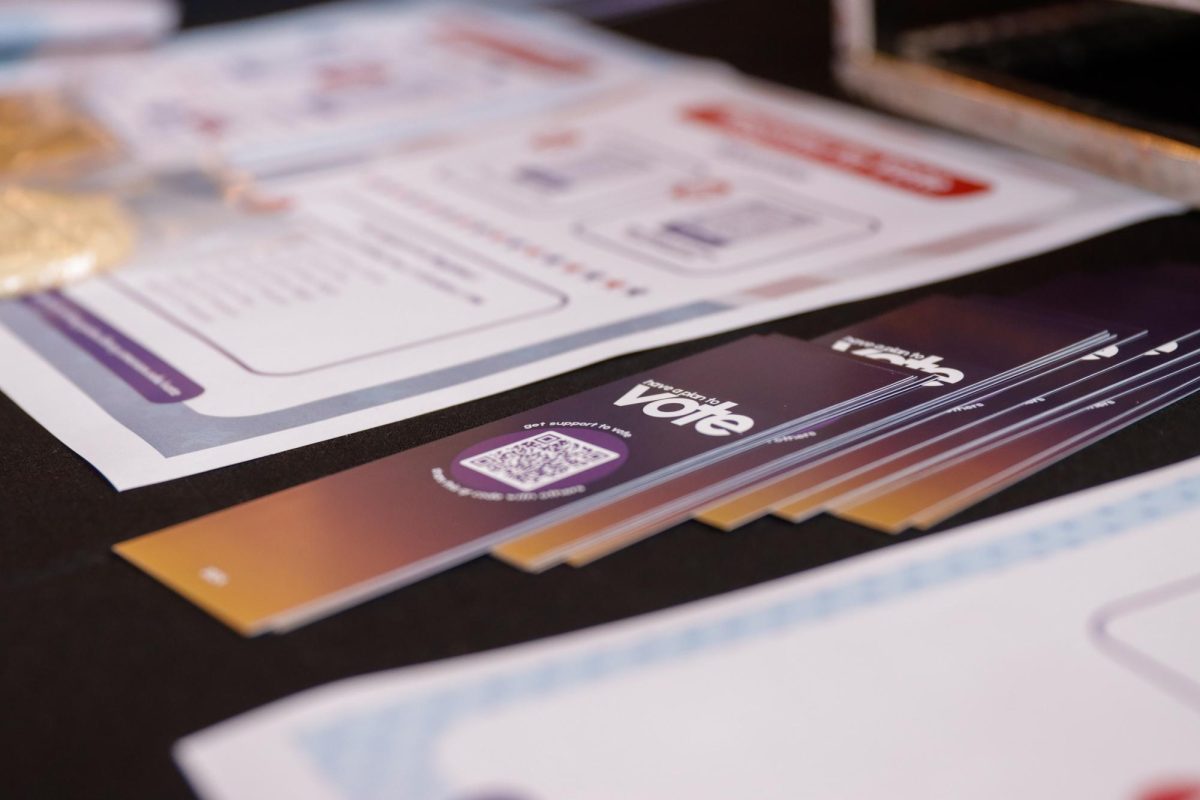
527 322 1147 568
818 337 1200 529
596 294 1116 532
675 296 1121 533
492 294 1113 570
757 274 1200 525
695 275 1200 531
797 275 1200 526
835 349 1200 532
496 294 1116 569
769 331 1157 526
115 335 909 635
904 364 1200 530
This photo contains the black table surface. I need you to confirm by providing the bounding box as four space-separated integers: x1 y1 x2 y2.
6 1 1200 797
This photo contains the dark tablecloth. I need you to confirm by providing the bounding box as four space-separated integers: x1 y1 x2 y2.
6 1 1198 796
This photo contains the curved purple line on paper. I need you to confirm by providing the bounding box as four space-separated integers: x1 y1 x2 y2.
20 291 203 404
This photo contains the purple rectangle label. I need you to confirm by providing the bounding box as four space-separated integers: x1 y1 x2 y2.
23 290 203 404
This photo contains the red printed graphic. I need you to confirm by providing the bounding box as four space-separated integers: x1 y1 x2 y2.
1140 782 1200 800
532 130 582 150
671 176 732 200
317 61 389 91
684 103 990 198
439 24 592 75
190 112 228 139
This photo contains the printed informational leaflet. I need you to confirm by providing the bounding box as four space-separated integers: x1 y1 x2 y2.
0 70 1179 489
76 2 681 173
175 453 1200 800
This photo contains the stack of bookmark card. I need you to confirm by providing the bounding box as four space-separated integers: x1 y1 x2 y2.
116 264 1200 634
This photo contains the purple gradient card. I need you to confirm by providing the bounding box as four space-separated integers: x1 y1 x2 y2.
802 272 1200 526
837 350 1200 532
115 334 907 634
494 294 1112 569
908 362 1200 528
763 273 1200 523
651 294 1115 532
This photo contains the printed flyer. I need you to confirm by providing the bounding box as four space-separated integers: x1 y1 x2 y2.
0 70 1178 488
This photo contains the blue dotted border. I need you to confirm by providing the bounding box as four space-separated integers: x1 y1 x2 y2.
294 472 1200 799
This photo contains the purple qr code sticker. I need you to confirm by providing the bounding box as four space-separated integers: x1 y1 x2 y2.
458 430 621 492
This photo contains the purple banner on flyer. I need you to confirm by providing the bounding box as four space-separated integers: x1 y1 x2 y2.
22 290 203 404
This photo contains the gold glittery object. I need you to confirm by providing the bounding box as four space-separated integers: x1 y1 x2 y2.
0 92 115 177
0 185 136 297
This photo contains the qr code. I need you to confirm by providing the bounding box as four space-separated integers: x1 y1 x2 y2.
459 430 620 492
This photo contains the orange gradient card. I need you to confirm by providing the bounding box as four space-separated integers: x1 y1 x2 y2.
116 335 909 634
